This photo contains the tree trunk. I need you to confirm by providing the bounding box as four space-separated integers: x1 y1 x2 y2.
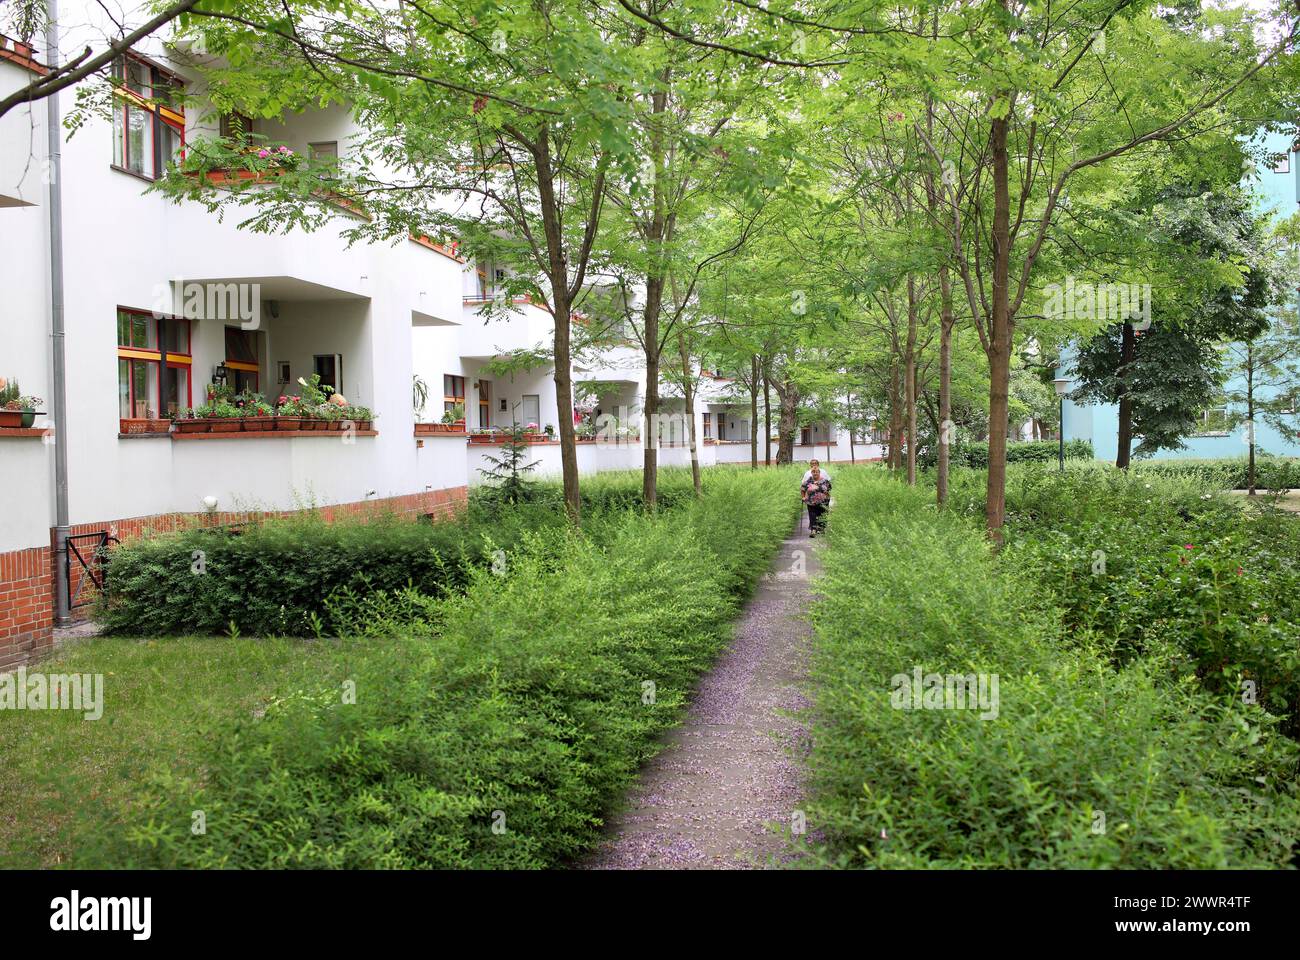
750 354 759 469
888 360 903 471
937 266 954 506
641 276 663 510
848 392 856 464
1247 343 1256 495
776 381 798 464
1115 321 1136 470
905 276 918 485
763 359 772 466
984 108 1013 542
677 327 702 496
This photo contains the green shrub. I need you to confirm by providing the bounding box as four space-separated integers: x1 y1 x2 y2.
99 500 569 637
938 438 1093 470
1130 456 1300 492
83 470 801 868
802 469 1300 868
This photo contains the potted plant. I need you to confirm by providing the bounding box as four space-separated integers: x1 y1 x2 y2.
469 427 499 444
201 400 244 432
543 423 555 439
344 405 373 431
120 407 171 434
274 394 306 431
172 408 210 434
0 378 41 429
294 375 333 429
319 392 350 431
240 397 276 431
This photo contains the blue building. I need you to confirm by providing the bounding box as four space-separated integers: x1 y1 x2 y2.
1060 130 1300 462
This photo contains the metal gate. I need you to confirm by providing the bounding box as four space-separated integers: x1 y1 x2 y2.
65 531 119 610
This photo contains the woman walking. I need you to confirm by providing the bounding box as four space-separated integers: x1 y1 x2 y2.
801 466 831 537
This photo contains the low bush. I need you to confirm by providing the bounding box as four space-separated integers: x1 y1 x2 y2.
1130 456 1300 492
802 469 1300 868
99 499 568 637
938 438 1093 470
990 466 1300 735
83 469 801 868
101 468 709 638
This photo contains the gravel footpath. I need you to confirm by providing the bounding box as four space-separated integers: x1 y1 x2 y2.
582 515 820 869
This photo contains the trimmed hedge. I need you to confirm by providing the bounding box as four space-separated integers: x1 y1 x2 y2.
85 469 801 868
802 470 1300 868
1130 456 1300 492
99 500 568 637
99 468 711 637
944 438 1093 469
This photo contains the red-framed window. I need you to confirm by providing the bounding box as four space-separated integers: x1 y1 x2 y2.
443 374 465 418
111 53 185 180
703 412 713 439
117 308 192 419
225 327 261 394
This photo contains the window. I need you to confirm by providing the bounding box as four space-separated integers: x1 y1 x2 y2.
1273 154 1291 174
309 141 339 178
1194 407 1230 436
313 354 342 396
225 327 261 394
703 412 713 439
477 379 491 427
219 112 254 141
116 308 192 419
111 54 184 180
443 374 465 418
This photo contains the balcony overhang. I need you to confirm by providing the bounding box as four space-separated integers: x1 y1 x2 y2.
173 275 368 303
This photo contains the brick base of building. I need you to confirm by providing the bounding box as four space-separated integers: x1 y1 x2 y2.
0 485 468 670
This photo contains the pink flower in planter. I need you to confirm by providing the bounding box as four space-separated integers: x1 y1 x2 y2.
1183 544 1196 550
279 146 290 154
258 149 269 159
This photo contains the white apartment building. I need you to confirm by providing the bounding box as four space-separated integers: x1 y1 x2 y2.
0 10 875 667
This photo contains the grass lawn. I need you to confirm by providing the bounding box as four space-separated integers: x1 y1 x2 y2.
0 634 379 868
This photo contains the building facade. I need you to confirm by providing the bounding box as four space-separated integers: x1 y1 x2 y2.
1 13 856 668
1059 129 1300 463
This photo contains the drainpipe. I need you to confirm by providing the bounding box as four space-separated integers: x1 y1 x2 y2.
45 0 72 625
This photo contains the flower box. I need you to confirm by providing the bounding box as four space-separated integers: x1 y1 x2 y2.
173 419 210 434
186 168 285 187
416 422 467 436
208 418 243 433
352 420 373 432
468 433 499 444
242 416 275 432
275 416 304 431
120 417 171 434
0 410 35 429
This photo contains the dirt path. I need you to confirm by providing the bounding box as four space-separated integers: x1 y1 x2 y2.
583 516 820 869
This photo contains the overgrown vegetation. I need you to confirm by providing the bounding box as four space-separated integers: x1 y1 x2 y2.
803 467 1300 868
78 470 799 868
100 469 713 637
